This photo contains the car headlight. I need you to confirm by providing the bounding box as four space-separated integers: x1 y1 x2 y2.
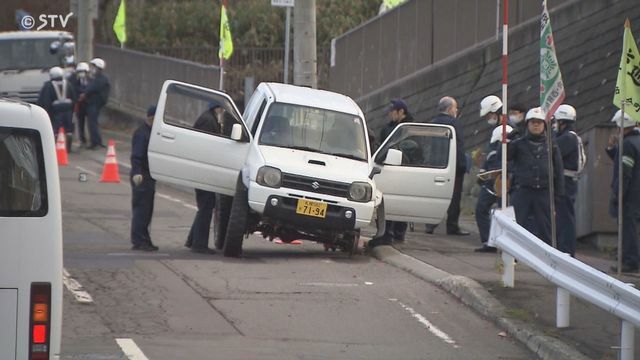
348 182 372 202
256 166 282 188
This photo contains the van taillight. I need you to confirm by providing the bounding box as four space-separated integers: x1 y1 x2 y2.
29 283 51 360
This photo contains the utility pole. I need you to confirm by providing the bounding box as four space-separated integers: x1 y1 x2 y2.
293 0 317 88
76 0 94 62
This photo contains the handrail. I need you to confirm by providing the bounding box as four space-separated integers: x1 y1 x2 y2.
488 209 640 359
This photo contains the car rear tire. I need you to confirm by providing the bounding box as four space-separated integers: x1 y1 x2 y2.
223 177 249 257
214 194 232 250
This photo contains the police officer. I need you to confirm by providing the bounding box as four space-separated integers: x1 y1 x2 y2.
367 99 413 248
553 104 579 256
130 106 158 251
37 66 76 148
475 95 512 252
508 107 564 245
82 58 110 150
606 110 640 272
508 103 527 139
70 62 90 148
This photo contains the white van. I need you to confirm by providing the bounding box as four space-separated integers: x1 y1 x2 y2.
149 81 456 257
0 99 63 359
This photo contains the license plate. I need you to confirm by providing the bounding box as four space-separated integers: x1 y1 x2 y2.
295 199 327 218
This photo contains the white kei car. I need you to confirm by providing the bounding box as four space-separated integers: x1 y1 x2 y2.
148 80 456 257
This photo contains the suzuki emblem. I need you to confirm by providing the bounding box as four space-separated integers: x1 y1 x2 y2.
311 181 320 190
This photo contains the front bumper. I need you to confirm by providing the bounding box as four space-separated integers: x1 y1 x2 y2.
263 195 356 231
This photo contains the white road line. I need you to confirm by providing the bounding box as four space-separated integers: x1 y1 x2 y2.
156 193 198 210
390 299 460 349
116 338 150 360
62 268 94 304
75 165 98 177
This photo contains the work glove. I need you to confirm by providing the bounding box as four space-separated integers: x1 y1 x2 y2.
132 174 143 186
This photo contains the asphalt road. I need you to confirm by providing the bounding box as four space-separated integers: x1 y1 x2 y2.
59 145 533 360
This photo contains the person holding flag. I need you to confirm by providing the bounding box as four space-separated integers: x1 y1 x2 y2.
218 1 233 90
609 19 640 273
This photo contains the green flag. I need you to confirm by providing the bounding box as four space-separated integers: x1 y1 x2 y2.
218 5 233 60
540 0 565 122
113 0 126 45
614 19 640 121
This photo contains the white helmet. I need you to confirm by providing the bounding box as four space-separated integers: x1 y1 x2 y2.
490 125 513 143
76 62 90 72
525 107 546 121
612 110 636 128
90 58 105 70
49 66 64 80
554 104 576 121
480 95 503 117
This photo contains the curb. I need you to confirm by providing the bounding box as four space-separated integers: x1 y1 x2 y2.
371 245 590 360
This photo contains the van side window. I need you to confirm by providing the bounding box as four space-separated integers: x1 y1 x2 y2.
250 99 267 136
0 127 48 216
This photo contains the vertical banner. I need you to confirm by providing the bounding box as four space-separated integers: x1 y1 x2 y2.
112 0 126 46
614 19 640 120
540 0 565 121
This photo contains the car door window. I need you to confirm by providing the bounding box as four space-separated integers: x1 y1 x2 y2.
375 125 451 168
250 99 267 136
163 82 247 140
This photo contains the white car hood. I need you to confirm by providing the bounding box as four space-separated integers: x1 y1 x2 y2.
258 145 371 183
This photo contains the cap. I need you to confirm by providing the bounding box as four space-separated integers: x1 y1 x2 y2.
147 105 157 117
525 107 546 121
388 99 408 113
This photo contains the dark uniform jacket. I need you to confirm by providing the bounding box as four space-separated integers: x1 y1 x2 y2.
432 113 466 172
380 113 414 143
130 122 153 179
507 132 564 195
607 130 640 217
37 79 76 115
555 125 579 173
84 72 110 108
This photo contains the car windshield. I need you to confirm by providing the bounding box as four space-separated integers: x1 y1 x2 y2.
0 38 63 71
259 103 368 161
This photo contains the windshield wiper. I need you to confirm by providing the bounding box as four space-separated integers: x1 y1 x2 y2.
328 152 366 161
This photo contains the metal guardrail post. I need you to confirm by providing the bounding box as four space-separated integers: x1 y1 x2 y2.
620 320 634 360
501 251 515 288
556 287 570 328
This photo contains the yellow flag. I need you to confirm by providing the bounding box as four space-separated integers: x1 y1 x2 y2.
614 19 640 121
218 5 233 60
112 0 126 44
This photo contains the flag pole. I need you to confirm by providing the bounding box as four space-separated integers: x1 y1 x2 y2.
500 0 509 209
219 57 224 91
547 115 557 248
618 102 625 275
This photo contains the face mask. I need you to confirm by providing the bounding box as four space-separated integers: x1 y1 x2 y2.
509 115 523 124
487 118 498 126
552 122 558 132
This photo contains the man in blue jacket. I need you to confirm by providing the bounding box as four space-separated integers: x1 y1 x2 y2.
130 106 158 251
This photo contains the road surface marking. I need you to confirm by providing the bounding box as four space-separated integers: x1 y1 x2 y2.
390 299 460 348
116 338 150 360
62 268 94 304
299 282 360 287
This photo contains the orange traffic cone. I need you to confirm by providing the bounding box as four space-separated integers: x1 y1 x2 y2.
56 127 68 166
99 139 121 183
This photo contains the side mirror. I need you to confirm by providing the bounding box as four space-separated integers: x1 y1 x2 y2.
383 148 402 166
230 123 243 141
368 167 382 179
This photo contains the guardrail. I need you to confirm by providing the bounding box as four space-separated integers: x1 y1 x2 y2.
488 209 640 360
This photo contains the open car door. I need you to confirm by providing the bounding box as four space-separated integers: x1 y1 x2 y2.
373 123 456 224
148 80 251 196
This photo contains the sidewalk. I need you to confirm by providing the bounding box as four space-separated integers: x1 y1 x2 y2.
372 216 640 360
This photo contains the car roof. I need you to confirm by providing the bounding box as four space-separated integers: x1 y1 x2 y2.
262 83 363 117
0 31 73 40
0 98 50 133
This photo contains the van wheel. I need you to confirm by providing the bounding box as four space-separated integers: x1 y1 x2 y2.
223 177 249 257
214 194 232 250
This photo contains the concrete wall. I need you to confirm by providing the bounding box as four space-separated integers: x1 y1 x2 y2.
94 45 220 119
